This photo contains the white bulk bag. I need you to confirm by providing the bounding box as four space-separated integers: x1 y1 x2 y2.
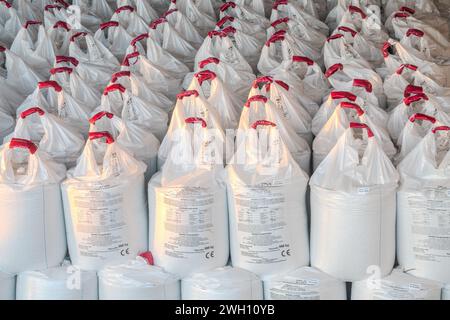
99 255 180 300
312 90 389 136
174 0 216 37
252 76 313 144
325 62 386 108
399 28 450 63
397 125 450 283
351 269 443 300
89 111 160 181
182 267 263 300
194 57 255 103
0 138 67 274
117 0 159 23
62 132 148 271
14 0 42 21
163 7 203 49
313 102 396 170
5 107 85 167
187 70 240 130
157 90 225 169
10 22 55 78
238 95 311 174
310 124 399 281
0 2 23 46
226 121 310 277
94 21 133 61
384 0 440 20
323 33 372 70
387 93 450 141
0 272 15 300
217 14 266 37
0 108 14 142
47 20 74 56
263 267 347 300
149 118 229 278
111 5 149 36
220 1 269 29
394 113 438 164
16 264 98 300
268 55 330 106
110 69 173 114
98 83 168 141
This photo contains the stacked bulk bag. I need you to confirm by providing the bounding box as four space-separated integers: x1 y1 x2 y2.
98 254 180 300
149 117 229 278
226 119 310 278
89 111 159 181
94 20 133 61
0 138 67 274
62 131 148 270
351 269 443 300
16 263 98 300
397 125 450 283
263 267 347 300
5 106 85 168
238 95 311 174
0 272 15 300
0 1 23 46
0 107 14 142
310 123 399 281
182 267 263 300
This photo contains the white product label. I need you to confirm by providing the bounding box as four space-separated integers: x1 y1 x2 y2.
233 185 291 265
269 278 321 300
372 282 428 300
68 182 130 260
407 191 450 264
158 187 216 260
358 187 370 195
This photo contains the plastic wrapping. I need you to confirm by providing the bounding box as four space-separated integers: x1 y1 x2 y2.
0 272 15 300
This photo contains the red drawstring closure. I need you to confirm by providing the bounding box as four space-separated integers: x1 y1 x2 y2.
409 113 436 124
111 71 131 83
115 5 134 14
222 26 236 35
24 20 41 29
253 76 273 88
399 6 415 14
20 107 45 119
272 0 287 10
245 95 268 108
394 12 410 19
53 21 70 30
0 0 12 8
350 122 374 138
89 111 114 124
330 91 357 101
38 81 62 92
45 4 62 11
163 8 178 18
292 56 314 66
131 33 149 47
208 30 226 38
272 29 286 37
265 34 285 46
56 55 79 67
216 16 234 28
0 46 5 52
139 252 154 265
149 18 167 29
338 26 357 37
9 138 38 154
432 126 450 134
404 84 423 98
325 63 344 78
70 31 87 42
396 63 418 75
50 67 73 75
251 120 276 130
271 17 289 28
185 117 207 128
349 5 367 19
122 51 140 66
195 70 217 86
89 132 114 144
177 90 199 100
199 57 219 69
353 79 372 93
340 102 364 116
100 21 119 30
404 93 429 106
54 0 69 8
327 33 344 42
406 28 424 38
103 84 126 95
382 42 392 58
220 2 236 12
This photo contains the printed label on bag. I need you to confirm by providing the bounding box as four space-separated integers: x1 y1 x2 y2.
372 281 428 300
269 278 321 300
68 182 129 260
233 185 292 265
157 187 216 260
358 187 370 195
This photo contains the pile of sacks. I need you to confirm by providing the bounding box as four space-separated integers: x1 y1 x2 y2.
0 0 450 300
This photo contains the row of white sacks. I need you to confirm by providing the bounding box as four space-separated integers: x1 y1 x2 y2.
1 258 450 300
